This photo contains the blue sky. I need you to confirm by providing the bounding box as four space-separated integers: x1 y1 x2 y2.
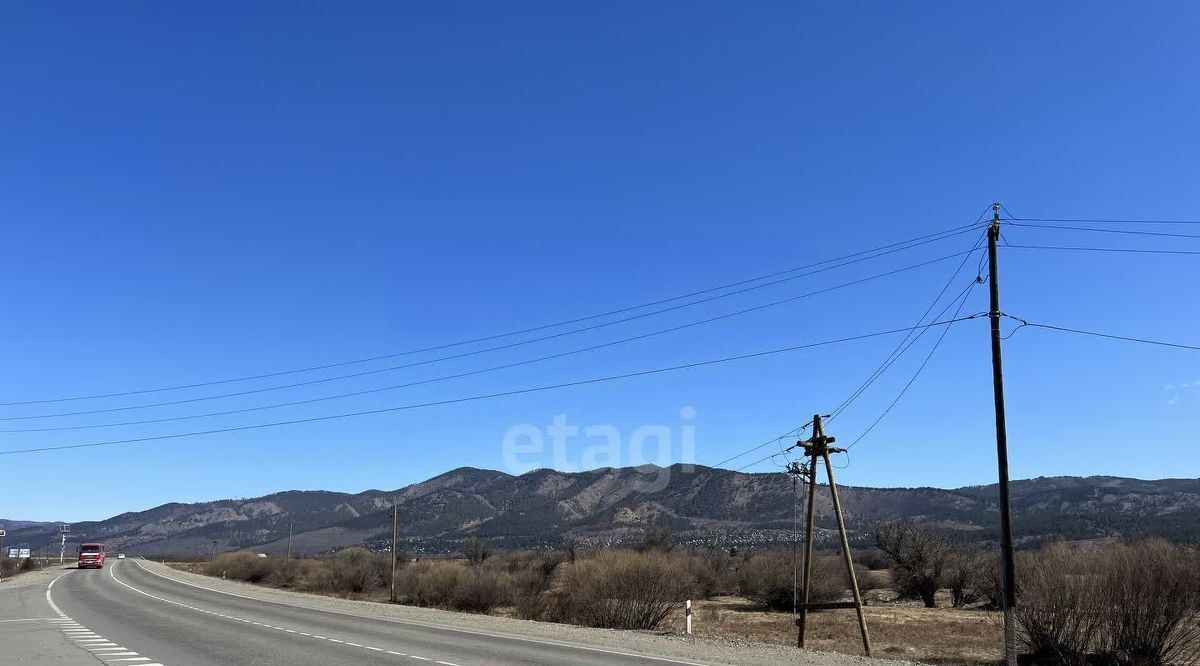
2 2 1197 522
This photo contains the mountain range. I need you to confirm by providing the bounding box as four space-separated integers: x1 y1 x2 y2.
4 465 1198 556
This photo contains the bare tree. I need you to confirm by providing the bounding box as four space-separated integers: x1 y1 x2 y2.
461 538 491 566
874 519 952 608
638 524 675 553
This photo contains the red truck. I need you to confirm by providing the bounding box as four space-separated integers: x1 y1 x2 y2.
78 543 106 569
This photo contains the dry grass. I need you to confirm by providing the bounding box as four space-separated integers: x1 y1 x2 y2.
681 596 1002 665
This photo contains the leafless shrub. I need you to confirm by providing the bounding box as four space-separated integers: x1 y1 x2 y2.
265 559 305 588
638 525 675 553
1016 540 1200 666
945 551 994 608
875 519 952 607
1094 540 1200 666
545 550 692 630
205 552 275 583
300 564 334 593
735 550 845 612
397 560 464 607
395 560 509 613
692 546 737 598
853 547 893 571
450 569 509 613
330 547 381 593
1014 543 1105 665
511 550 566 620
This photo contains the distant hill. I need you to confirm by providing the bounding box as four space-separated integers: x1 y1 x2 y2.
6 466 1198 556
0 519 57 531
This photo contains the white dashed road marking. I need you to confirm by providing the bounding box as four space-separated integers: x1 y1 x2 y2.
46 570 165 665
107 561 461 665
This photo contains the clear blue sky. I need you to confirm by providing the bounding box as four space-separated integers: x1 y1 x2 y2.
2 2 1197 522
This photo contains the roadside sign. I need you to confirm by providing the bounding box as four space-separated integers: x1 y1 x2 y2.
0 529 5 537
6 548 16 558
18 548 30 558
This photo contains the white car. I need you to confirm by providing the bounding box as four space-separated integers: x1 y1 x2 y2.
117 553 126 559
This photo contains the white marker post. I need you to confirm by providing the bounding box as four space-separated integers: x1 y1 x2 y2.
59 525 70 565
685 599 693 635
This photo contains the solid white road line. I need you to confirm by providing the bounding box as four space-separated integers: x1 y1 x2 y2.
109 560 459 665
131 559 711 666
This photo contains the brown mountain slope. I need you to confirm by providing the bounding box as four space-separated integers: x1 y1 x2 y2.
6 466 1197 556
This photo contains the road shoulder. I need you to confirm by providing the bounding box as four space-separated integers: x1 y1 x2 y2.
143 560 911 666
0 566 98 665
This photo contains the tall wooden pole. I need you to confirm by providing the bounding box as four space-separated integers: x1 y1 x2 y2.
797 415 820 648
987 202 1018 666
389 501 399 603
823 452 872 656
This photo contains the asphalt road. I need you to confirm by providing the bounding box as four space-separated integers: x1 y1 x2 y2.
7 560 712 666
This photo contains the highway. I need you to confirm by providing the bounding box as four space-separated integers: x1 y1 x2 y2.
3 560 715 666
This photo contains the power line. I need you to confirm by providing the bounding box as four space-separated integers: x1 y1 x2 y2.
718 230 991 472
1005 222 1200 241
0 223 984 407
1002 317 1200 352
1003 216 1200 226
735 449 791 473
0 254 981 433
0 248 984 426
830 278 977 424
0 316 984 456
828 231 987 423
846 282 978 450
734 215 1000 471
1005 244 1200 256
710 424 809 469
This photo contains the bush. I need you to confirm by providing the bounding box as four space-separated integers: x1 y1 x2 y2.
265 560 305 588
300 564 334 593
1014 544 1105 665
395 560 509 613
638 525 675 553
944 551 993 608
853 548 892 571
511 551 566 620
450 569 509 613
546 550 692 630
205 552 276 583
330 547 381 593
1094 541 1200 666
1016 540 1200 666
736 550 846 611
688 547 737 598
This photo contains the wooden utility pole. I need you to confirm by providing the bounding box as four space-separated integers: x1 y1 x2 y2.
987 203 1018 666
285 522 293 561
792 414 871 656
389 502 399 603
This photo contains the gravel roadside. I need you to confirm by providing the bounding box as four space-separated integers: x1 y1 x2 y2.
144 560 917 666
0 564 71 593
